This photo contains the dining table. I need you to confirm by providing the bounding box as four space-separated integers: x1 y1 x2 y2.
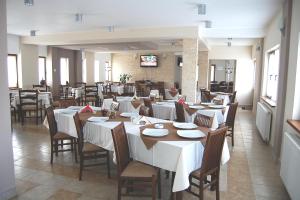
44 106 230 199
102 96 143 113
11 91 52 108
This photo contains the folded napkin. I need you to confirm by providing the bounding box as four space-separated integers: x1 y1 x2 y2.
177 97 186 105
80 104 95 113
131 100 142 109
137 116 152 125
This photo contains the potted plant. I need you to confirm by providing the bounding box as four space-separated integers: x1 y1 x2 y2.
119 74 132 84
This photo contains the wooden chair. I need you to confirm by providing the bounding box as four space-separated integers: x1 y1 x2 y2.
45 106 77 164
58 98 78 108
18 89 43 125
33 84 50 92
59 85 74 99
143 98 154 117
187 127 227 200
201 89 212 103
73 112 110 180
9 93 17 122
175 102 185 122
194 113 214 128
111 122 161 200
225 102 238 146
229 91 237 103
75 82 86 88
84 85 99 106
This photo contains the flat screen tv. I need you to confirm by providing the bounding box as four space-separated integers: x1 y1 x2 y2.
140 55 158 67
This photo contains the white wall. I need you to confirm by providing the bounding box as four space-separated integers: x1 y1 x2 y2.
0 0 16 199
85 51 95 84
7 34 20 54
21 44 39 88
209 46 254 106
95 53 111 82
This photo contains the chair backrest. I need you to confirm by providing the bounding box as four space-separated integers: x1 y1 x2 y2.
201 127 227 174
85 85 98 97
201 89 211 103
194 113 214 128
111 122 131 176
33 84 49 92
143 98 154 117
58 98 77 108
226 102 238 128
73 112 84 152
19 89 38 106
229 91 237 103
110 101 120 111
60 85 71 98
45 106 57 138
175 102 185 122
75 82 86 88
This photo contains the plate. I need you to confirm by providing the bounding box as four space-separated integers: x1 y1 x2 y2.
177 130 206 139
142 128 169 137
189 105 205 110
68 106 82 111
120 112 138 118
201 102 213 106
173 122 198 130
87 117 109 123
208 105 225 109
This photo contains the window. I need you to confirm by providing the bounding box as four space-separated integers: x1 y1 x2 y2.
82 59 87 83
266 48 280 101
210 65 215 82
7 54 18 88
60 57 69 85
38 56 46 82
105 61 112 81
94 60 100 82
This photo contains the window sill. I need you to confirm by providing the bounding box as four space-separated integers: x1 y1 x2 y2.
287 119 300 136
261 97 276 107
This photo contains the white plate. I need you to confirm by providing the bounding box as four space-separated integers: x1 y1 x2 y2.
189 105 205 110
68 106 82 111
201 102 214 106
87 117 109 123
120 112 138 118
142 128 169 137
173 122 198 130
208 105 225 109
177 130 206 139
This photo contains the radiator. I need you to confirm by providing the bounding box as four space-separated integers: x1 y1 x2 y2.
256 102 272 142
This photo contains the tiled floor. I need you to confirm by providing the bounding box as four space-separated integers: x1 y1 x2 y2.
10 109 290 200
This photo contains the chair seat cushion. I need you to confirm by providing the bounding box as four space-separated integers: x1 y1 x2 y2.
83 142 105 152
191 169 203 180
121 161 157 178
53 132 74 140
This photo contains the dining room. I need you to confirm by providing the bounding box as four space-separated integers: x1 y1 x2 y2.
1 0 300 200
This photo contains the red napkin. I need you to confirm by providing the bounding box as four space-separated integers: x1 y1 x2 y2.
80 104 94 113
177 98 186 105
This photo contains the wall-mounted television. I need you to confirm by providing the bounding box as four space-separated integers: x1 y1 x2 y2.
140 55 158 67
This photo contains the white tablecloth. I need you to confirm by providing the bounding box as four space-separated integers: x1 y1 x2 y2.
102 97 141 113
111 85 124 95
72 87 103 100
12 92 52 108
50 109 230 192
152 102 227 126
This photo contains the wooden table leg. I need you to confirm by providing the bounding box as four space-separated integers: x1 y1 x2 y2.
175 191 183 200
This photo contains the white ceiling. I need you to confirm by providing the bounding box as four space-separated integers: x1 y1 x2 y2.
7 0 283 37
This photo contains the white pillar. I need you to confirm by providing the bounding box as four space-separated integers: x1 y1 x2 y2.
0 0 16 199
182 38 199 102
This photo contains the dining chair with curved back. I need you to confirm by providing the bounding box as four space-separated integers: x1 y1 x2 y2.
194 113 214 128
225 102 239 146
200 89 212 103
187 126 227 200
73 112 110 180
229 91 237 103
175 102 185 122
84 85 99 106
111 122 161 200
45 106 77 164
143 98 154 117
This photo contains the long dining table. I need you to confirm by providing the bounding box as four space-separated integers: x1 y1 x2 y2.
45 107 230 199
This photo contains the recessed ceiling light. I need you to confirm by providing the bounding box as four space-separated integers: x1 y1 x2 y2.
197 4 206 15
24 0 34 6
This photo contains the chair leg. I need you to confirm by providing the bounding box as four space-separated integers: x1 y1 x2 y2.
106 151 111 178
55 141 58 156
232 128 234 146
158 170 161 199
118 179 122 200
152 176 156 200
216 172 220 200
199 178 204 200
74 139 78 163
36 110 38 125
171 172 175 199
50 141 54 164
79 157 83 181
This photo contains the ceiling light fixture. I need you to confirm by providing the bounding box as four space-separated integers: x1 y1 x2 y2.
24 0 34 6
75 13 83 23
197 4 206 15
30 30 36 36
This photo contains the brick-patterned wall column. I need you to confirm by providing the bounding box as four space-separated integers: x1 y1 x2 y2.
198 51 208 89
182 38 198 102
